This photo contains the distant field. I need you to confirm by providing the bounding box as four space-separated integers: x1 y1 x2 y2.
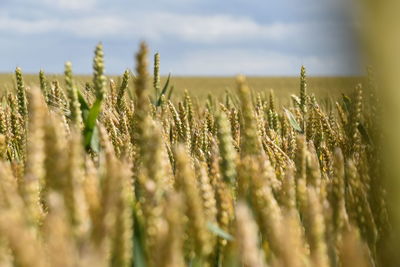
0 73 363 103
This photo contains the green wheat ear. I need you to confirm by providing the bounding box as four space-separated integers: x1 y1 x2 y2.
15 67 28 119
300 65 307 114
39 70 49 101
135 42 149 98
64 61 82 128
116 69 130 114
217 112 237 187
153 52 161 98
92 42 106 101
237 75 260 156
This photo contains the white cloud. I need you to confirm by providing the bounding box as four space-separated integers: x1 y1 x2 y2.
138 13 301 43
0 12 304 43
40 0 97 10
0 16 125 37
167 49 356 76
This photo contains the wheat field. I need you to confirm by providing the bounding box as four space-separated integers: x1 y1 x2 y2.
0 73 361 99
0 42 390 267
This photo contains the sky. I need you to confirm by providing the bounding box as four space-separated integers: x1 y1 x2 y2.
0 0 361 76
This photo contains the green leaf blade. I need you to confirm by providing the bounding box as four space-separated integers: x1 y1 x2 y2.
207 222 234 241
284 108 303 133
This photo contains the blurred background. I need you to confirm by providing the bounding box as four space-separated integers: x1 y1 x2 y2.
0 0 360 76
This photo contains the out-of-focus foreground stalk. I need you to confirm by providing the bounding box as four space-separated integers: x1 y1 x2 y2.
358 0 400 265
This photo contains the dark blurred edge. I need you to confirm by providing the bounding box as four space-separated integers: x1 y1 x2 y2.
357 0 400 265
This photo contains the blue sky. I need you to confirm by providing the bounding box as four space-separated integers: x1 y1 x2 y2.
0 0 360 76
